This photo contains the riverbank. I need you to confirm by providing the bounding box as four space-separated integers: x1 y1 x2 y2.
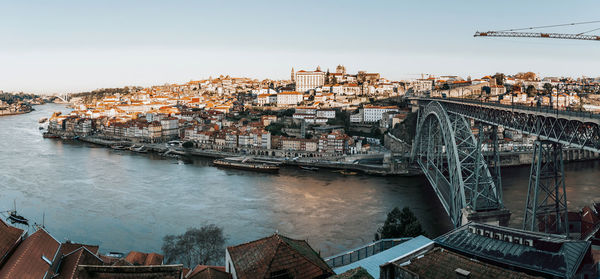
74 136 418 176
49 133 600 176
0 109 33 116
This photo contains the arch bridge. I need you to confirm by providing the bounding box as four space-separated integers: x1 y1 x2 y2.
411 97 600 233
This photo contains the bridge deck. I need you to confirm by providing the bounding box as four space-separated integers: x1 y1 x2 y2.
420 97 600 125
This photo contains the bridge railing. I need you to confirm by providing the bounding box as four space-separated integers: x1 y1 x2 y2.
425 97 600 120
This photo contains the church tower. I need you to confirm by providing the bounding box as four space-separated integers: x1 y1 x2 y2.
291 67 295 82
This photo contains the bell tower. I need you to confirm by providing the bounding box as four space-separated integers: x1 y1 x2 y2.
291 67 295 82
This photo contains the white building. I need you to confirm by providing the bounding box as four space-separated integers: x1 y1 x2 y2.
257 94 277 105
316 109 335 119
359 105 399 123
295 68 325 93
277 92 304 106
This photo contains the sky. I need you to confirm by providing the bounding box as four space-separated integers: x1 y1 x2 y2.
0 0 599 94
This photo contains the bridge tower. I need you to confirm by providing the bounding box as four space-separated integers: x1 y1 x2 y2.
523 140 569 235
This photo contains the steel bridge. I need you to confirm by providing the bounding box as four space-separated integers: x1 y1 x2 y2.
411 97 600 233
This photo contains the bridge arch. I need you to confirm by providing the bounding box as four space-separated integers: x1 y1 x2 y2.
413 101 502 227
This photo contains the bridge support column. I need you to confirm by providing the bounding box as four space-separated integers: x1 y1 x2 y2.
489 126 503 204
523 140 569 235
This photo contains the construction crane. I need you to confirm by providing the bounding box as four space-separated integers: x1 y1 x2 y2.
475 20 600 41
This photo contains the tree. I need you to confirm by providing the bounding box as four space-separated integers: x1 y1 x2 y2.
162 225 226 268
266 122 286 136
543 83 553 95
526 85 537 97
375 207 426 240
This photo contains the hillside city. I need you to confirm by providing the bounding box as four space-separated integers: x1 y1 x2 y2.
37 66 600 162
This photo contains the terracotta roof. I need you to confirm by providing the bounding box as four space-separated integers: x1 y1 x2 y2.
186 265 230 279
125 251 164 265
0 218 24 264
60 241 100 256
0 228 61 278
398 247 542 279
56 247 103 279
99 255 123 265
226 233 333 279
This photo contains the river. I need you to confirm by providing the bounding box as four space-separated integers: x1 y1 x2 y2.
0 103 598 257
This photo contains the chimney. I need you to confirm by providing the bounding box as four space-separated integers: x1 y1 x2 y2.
455 268 471 279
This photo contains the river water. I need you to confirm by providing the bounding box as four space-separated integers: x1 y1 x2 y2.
0 104 598 257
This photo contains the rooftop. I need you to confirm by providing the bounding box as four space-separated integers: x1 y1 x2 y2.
226 233 333 279
0 228 61 278
397 247 542 279
332 236 433 278
0 218 24 264
434 222 591 278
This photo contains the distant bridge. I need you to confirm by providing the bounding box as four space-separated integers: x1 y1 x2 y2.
54 93 71 103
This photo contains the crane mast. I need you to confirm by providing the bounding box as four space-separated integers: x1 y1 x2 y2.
474 20 600 41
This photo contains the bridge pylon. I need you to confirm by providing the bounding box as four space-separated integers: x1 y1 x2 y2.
523 140 569 236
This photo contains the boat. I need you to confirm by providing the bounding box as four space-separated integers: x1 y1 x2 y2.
130 145 148 153
300 166 319 171
111 145 128 150
42 133 59 139
6 200 28 226
213 158 279 173
38 117 48 124
340 170 358 175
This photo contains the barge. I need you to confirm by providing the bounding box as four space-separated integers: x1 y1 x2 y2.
213 158 279 173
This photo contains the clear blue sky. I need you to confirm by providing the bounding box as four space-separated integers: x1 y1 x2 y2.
1 0 598 94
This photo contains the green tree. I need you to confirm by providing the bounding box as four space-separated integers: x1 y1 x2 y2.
266 123 286 136
543 83 553 95
375 207 426 240
162 225 226 268
526 85 537 97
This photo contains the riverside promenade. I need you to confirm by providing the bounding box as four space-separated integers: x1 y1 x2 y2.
77 136 415 176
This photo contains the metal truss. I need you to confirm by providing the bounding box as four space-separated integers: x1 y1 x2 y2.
523 141 569 235
474 31 600 41
413 101 502 227
424 98 600 153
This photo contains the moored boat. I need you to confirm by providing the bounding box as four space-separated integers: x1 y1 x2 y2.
213 158 279 173
111 145 128 150
42 132 59 139
8 211 28 225
300 166 319 171
6 200 28 226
